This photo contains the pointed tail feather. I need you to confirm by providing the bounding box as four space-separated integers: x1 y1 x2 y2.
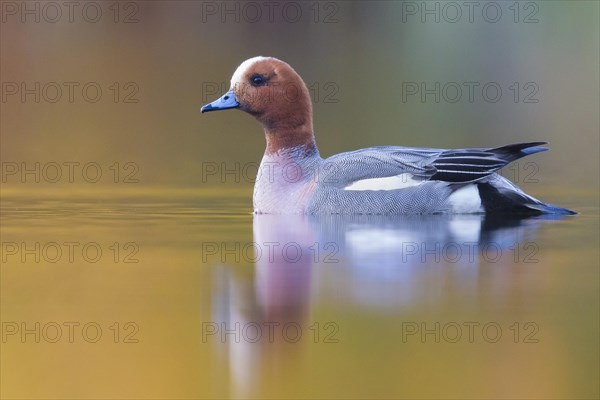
522 202 577 215
488 142 549 162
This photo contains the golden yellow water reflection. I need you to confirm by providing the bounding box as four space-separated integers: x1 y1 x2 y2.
1 187 597 399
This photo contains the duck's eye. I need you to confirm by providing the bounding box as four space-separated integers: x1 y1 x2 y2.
251 75 265 86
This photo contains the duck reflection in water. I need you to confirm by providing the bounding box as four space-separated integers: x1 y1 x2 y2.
207 213 566 396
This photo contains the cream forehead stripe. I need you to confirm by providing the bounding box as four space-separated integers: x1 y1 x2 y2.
230 56 269 88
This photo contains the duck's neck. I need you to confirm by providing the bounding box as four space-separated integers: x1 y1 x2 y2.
264 122 317 157
255 124 320 214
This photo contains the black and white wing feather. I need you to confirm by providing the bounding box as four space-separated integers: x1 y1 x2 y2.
320 142 549 188
430 142 548 183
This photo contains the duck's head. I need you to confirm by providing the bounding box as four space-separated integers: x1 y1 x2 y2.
202 56 315 152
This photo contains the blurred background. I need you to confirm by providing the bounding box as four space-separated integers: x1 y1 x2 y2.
1 1 599 399
2 0 598 192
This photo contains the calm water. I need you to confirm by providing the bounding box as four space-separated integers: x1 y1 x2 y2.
1 187 598 399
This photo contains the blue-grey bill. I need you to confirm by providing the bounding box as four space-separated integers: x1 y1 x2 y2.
201 89 240 113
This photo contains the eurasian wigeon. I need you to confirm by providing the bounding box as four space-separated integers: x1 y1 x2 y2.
201 56 575 215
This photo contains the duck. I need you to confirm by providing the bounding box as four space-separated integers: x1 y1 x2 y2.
201 56 575 215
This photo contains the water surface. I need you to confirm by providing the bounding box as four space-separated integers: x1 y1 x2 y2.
1 187 597 399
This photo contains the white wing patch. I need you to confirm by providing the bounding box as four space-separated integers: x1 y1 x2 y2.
344 174 425 191
447 185 483 213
